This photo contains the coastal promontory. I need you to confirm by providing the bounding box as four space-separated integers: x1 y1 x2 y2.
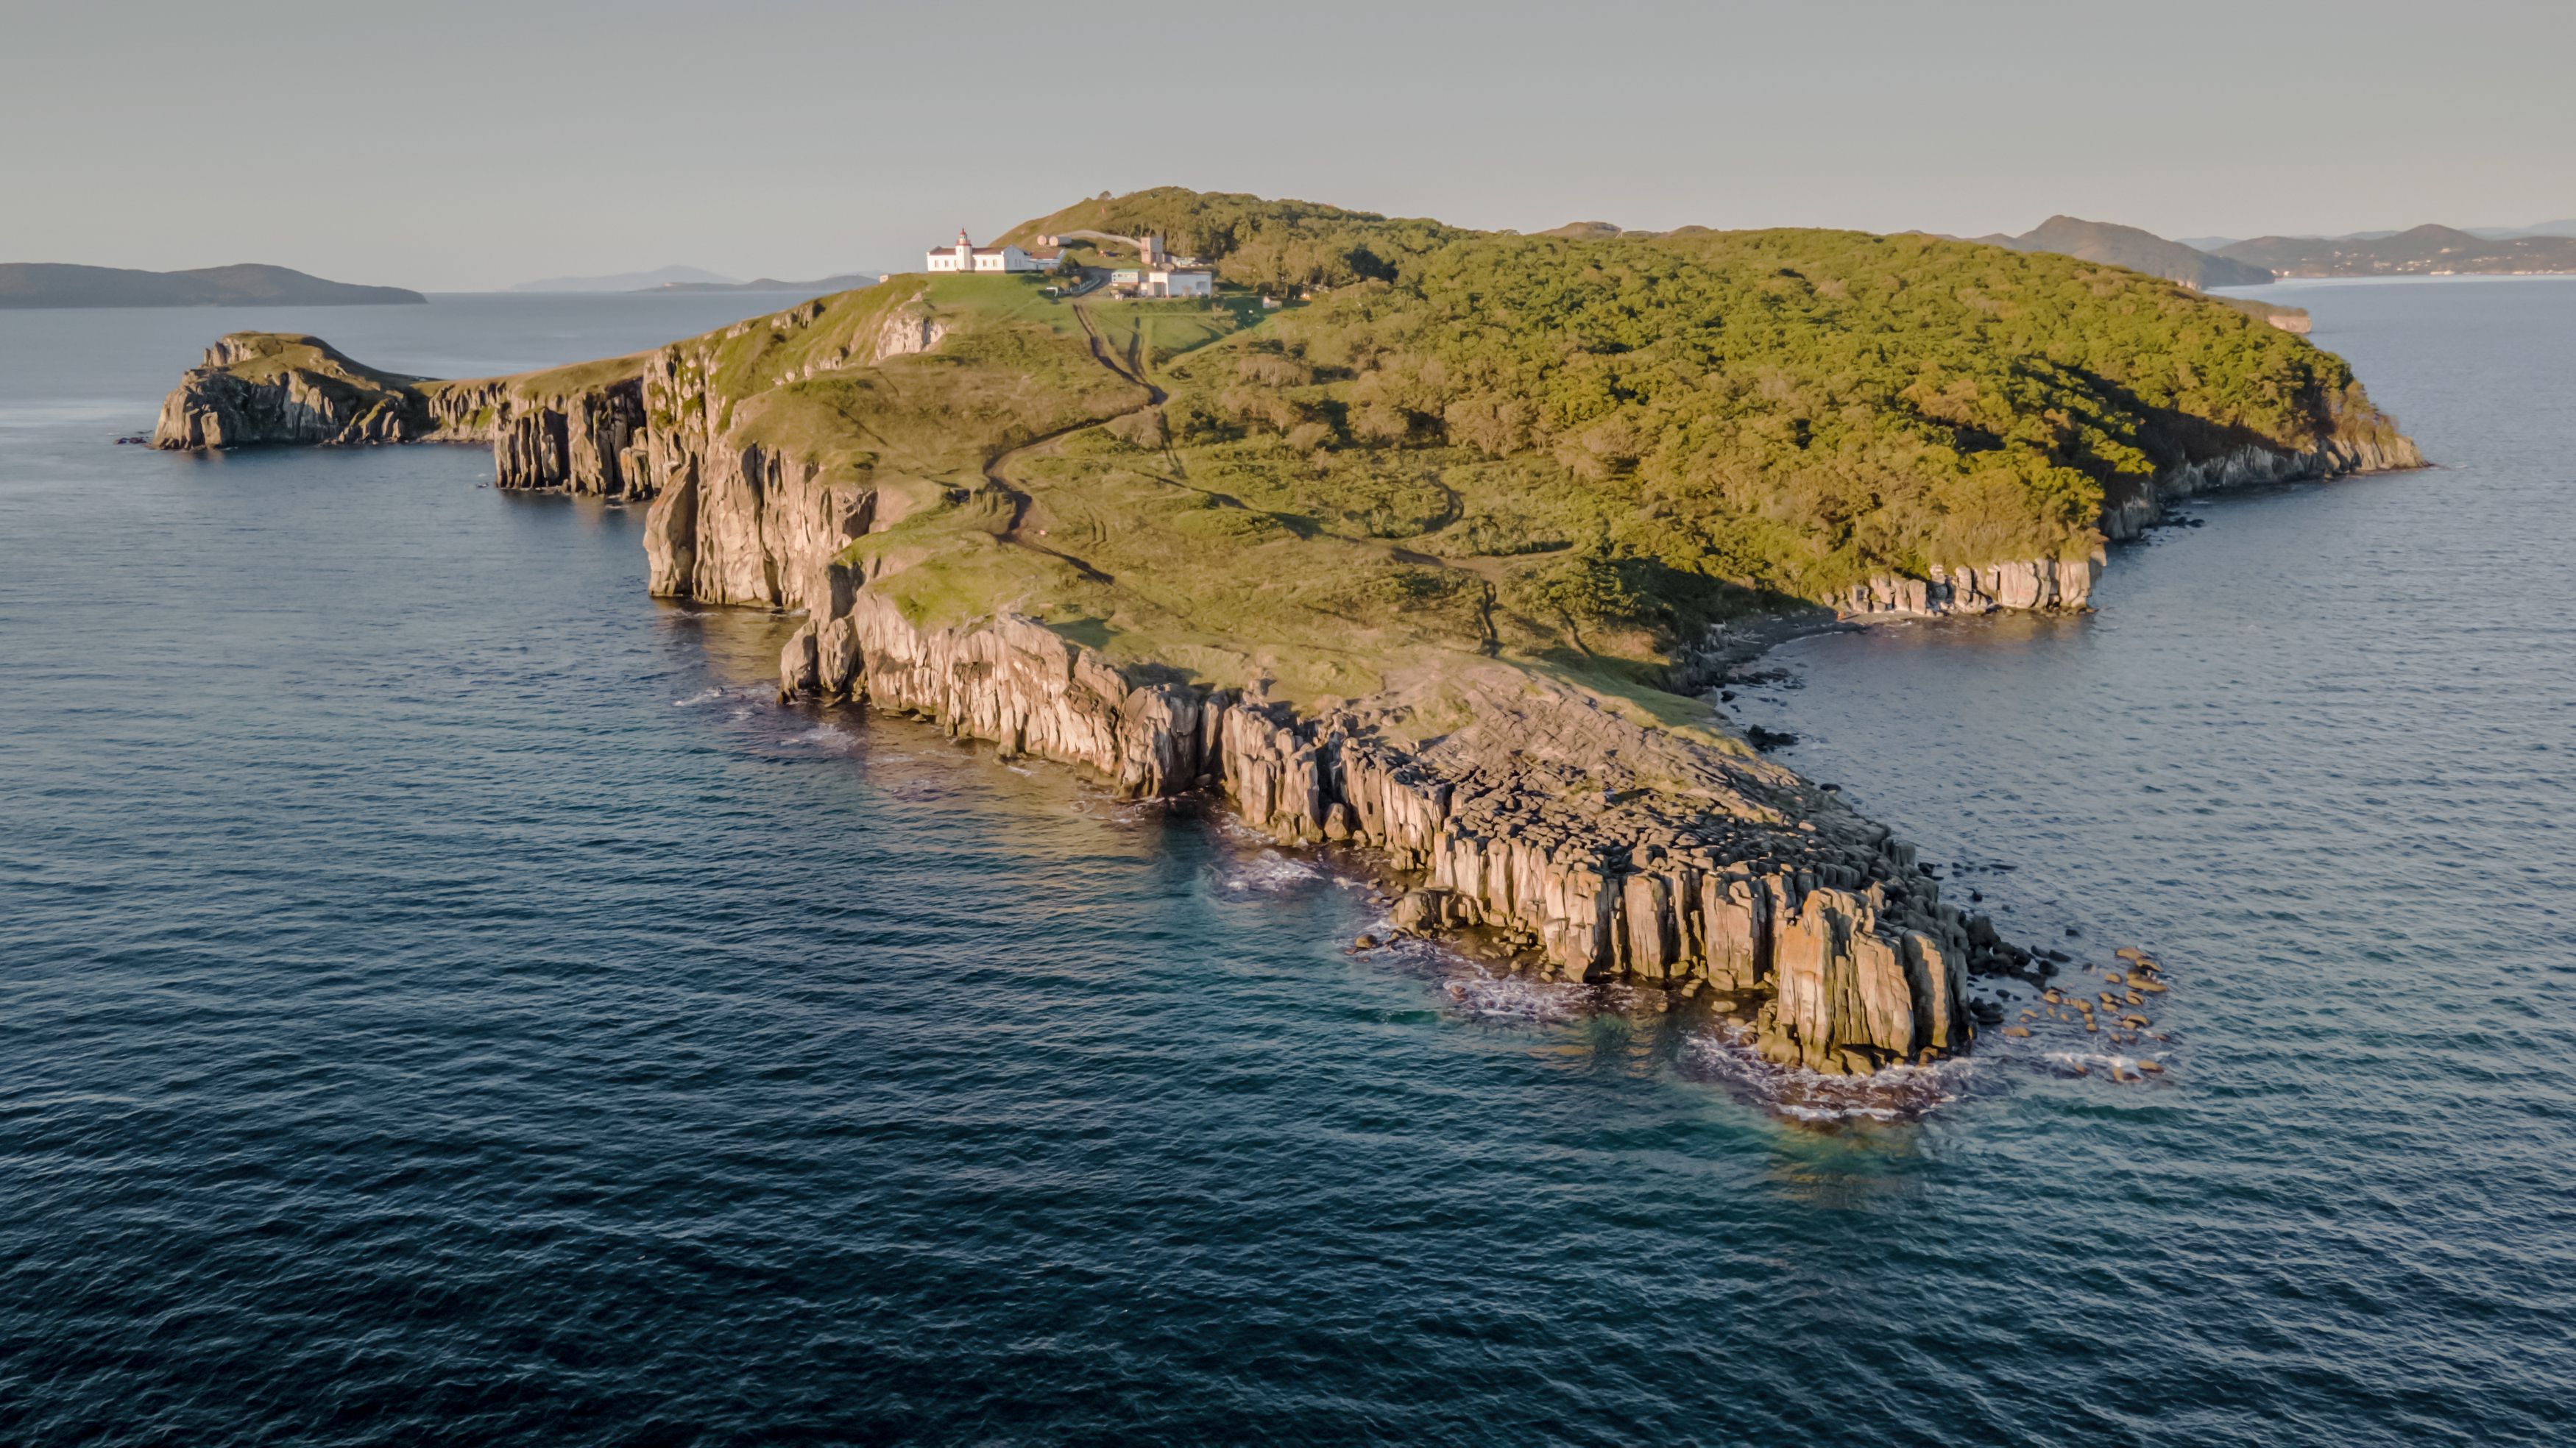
151 188 2428 1076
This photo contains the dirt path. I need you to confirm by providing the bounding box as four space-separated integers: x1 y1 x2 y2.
1072 305 1166 405
968 302 1172 586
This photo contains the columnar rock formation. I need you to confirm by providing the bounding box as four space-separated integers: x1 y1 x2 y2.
635 333 882 612
1833 556 2105 618
771 591 1990 1075
153 336 432 449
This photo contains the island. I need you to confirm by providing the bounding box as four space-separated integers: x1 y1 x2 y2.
150 188 2425 1077
1 262 424 309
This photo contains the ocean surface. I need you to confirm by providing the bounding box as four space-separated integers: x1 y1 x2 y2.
3 283 2569 1446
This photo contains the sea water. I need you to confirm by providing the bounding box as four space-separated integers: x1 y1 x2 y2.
2 285 2569 1444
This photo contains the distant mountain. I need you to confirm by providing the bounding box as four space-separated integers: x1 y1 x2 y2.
635 272 884 295
509 266 739 293
2215 224 2576 277
2188 220 2576 248
2468 219 2576 240
0 263 423 309
1965 216 2273 288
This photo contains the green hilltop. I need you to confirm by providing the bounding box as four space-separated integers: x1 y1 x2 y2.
173 188 2415 726
813 190 2407 707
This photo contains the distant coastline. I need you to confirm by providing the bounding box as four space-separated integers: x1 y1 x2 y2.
0 262 422 310
2213 225 2576 278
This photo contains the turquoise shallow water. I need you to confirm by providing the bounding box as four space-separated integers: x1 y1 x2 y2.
2 285 2570 1445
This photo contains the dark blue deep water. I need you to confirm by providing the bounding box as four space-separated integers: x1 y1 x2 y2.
4 285 2571 1446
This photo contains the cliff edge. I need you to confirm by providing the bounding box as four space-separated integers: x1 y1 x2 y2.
149 188 2439 1076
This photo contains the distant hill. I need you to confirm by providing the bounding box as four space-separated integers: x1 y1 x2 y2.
0 263 423 309
635 273 883 294
2196 219 2576 248
2217 224 2576 276
1535 221 1719 241
1965 216 2274 288
509 265 738 293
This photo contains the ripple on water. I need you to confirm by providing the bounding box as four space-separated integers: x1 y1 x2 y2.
4 283 2572 1447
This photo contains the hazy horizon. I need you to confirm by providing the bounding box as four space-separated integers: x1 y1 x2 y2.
7 0 2570 292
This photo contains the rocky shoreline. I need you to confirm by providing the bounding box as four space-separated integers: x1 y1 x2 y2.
146 322 2434 1084
768 589 2013 1076
1827 437 2427 620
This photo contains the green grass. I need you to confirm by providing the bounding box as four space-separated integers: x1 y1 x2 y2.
804 192 2416 723
191 188 2419 740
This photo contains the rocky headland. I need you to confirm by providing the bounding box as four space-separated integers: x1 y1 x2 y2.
151 189 2431 1078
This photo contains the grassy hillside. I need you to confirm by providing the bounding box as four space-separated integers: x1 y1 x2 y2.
181 191 2414 727
997 188 1468 291
804 194 2410 723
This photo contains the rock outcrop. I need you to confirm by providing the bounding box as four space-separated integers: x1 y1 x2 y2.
153 335 433 450
774 591 1998 1076
2096 436 2426 541
1833 555 2104 619
636 335 881 610
1833 430 2430 618
155 333 657 499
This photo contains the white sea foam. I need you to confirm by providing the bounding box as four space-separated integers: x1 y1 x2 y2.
2042 1049 2168 1082
1441 973 1586 1023
1682 1028 1985 1121
1223 851 1323 893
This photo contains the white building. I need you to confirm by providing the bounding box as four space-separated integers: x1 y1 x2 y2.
1108 266 1215 298
924 229 1061 274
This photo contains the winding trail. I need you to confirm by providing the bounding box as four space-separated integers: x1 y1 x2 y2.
972 302 1169 586
972 300 1501 651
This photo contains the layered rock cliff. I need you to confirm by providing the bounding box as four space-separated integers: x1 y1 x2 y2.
155 333 655 499
154 335 436 449
1832 430 2427 620
771 590 1990 1074
158 238 2442 1081
2095 434 2426 542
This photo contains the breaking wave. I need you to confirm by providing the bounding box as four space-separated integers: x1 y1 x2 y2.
1681 1025 1986 1121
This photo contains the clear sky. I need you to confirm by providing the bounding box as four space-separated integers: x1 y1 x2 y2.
7 0 2571 291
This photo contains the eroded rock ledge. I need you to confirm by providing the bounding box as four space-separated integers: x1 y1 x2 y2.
1833 436 2429 620
776 590 2004 1076
153 333 653 500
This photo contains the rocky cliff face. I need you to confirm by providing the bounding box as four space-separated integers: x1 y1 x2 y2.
1832 430 2429 619
636 331 881 611
774 591 2000 1076
1833 556 2104 619
2095 436 2425 542
155 333 654 499
151 316 2067 1078
153 335 434 449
